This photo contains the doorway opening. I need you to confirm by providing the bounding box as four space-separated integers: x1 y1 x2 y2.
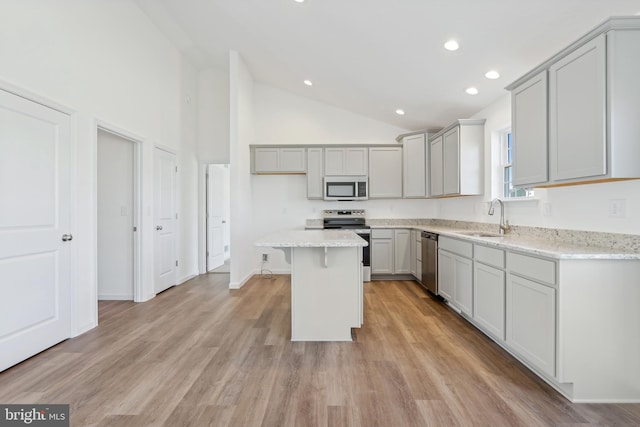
97 127 141 301
206 164 231 273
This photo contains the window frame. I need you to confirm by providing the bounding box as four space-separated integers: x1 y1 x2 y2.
501 129 534 199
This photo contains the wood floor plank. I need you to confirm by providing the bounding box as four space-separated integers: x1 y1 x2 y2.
1 274 639 426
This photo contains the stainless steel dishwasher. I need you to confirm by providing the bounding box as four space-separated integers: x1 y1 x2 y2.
421 231 438 295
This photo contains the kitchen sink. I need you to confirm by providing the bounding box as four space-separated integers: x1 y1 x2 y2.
457 231 503 238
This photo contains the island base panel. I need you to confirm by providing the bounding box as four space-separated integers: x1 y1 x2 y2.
291 246 362 341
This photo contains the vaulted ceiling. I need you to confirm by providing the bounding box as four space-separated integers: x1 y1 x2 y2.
135 0 640 130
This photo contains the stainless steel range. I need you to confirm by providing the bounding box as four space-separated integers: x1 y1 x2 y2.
322 209 371 282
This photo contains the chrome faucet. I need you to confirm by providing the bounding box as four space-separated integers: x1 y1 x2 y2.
488 198 512 235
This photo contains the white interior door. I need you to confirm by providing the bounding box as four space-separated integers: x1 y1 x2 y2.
154 148 177 293
207 164 225 271
0 89 71 372
97 130 134 300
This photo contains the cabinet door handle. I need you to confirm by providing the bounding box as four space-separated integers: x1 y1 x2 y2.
156 226 163 231
61 234 73 242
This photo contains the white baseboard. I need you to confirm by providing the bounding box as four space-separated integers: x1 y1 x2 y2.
73 320 97 337
229 270 255 289
98 294 133 301
257 268 291 274
177 273 197 285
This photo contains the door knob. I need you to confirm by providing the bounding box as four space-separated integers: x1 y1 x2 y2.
61 234 73 242
156 226 163 231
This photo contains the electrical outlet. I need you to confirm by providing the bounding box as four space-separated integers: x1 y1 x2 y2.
609 199 626 218
262 253 269 262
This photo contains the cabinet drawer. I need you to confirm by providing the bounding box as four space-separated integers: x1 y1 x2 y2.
507 252 556 285
371 229 393 239
439 236 472 258
474 245 505 269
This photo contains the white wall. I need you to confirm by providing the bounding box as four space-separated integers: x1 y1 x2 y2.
439 93 640 235
254 84 408 145
0 0 199 335
177 56 199 284
229 51 256 288
198 68 230 164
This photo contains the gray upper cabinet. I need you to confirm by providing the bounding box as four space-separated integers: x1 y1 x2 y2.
549 35 606 182
511 71 548 186
443 127 460 195
251 147 306 174
429 119 484 198
369 146 402 198
306 148 324 199
429 135 443 197
507 18 640 186
402 133 427 198
324 147 368 176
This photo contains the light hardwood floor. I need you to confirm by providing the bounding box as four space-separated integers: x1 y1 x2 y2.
1 274 639 426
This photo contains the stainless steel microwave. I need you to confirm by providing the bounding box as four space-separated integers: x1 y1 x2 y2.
323 176 368 201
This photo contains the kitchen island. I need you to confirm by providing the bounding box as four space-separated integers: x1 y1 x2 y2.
255 230 367 341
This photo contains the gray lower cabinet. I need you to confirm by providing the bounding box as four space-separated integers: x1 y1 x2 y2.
438 236 473 316
506 273 556 378
371 229 394 274
371 229 411 276
410 229 422 280
473 244 506 341
473 262 505 340
393 229 411 274
442 236 640 401
505 251 557 378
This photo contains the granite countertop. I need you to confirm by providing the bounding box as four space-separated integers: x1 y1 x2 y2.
255 230 368 248
302 218 640 259
367 224 640 260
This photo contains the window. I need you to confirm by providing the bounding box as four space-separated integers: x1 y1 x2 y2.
502 130 534 198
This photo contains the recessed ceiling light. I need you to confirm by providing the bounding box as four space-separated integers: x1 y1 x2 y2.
485 70 500 80
444 40 459 51
465 87 479 95
303 80 313 86
395 109 405 115
294 0 305 3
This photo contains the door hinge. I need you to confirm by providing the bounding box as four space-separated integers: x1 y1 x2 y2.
206 251 209 256
175 213 178 219
133 226 137 232
175 260 179 267
175 166 178 173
